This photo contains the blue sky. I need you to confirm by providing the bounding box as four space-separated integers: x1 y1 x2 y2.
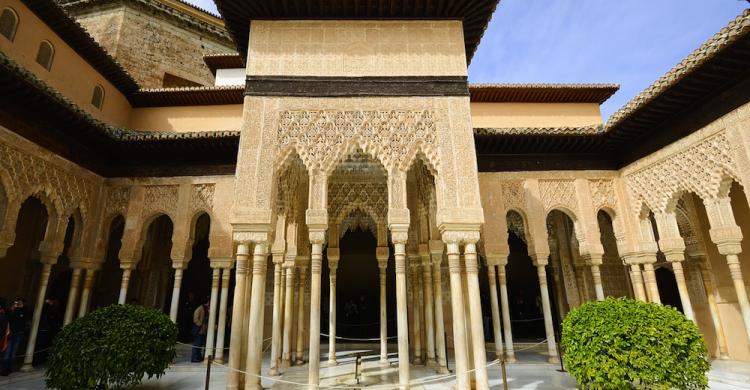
186 0 748 120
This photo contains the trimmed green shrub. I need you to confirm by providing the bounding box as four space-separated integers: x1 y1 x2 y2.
46 304 177 390
561 297 709 389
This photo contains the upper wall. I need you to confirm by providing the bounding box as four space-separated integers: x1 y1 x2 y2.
0 0 132 126
246 20 468 77
470 102 603 128
129 105 243 132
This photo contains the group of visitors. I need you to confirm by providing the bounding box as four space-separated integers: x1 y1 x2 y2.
0 297 30 376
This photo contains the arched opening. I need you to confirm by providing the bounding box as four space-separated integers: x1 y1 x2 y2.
597 210 631 297
129 214 173 312
0 179 7 229
91 84 105 110
505 210 546 340
178 213 212 342
545 210 580 326
35 40 54 71
0 7 19 42
0 197 49 302
656 266 683 313
90 215 126 310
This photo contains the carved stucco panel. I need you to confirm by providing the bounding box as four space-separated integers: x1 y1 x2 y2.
589 179 617 212
142 185 179 220
539 179 577 214
191 184 215 213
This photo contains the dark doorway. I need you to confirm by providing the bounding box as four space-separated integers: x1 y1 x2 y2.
506 231 546 340
91 215 126 310
178 213 212 341
1 197 48 303
656 267 683 313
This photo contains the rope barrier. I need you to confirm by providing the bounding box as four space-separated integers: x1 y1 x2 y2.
509 317 544 323
320 333 398 341
336 318 396 327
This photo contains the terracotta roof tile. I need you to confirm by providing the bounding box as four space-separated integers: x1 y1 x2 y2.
469 83 619 104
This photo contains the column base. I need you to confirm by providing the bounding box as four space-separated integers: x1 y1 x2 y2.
268 367 280 376
719 354 731 360
437 366 449 374
504 355 517 364
294 358 305 366
324 359 338 367
19 363 34 373
280 359 291 368
547 356 559 364
379 358 390 366
425 358 437 367
412 357 423 365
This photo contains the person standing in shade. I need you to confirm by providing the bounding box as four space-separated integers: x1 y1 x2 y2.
191 299 209 363
0 298 9 359
1 298 30 376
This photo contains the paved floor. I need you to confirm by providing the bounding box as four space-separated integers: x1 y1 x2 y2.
3 343 749 389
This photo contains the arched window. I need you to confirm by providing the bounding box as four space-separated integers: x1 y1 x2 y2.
35 40 54 71
0 7 19 41
91 84 105 110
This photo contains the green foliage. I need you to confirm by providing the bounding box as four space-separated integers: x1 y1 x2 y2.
46 304 177 390
561 297 710 389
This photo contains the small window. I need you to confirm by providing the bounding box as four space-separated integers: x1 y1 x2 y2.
0 7 18 42
91 84 105 110
35 40 54 71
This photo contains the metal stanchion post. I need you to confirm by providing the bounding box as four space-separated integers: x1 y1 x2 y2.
555 331 565 373
501 355 508 390
444 331 451 372
205 355 213 390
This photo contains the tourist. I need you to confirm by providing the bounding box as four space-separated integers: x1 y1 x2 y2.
1 297 30 376
191 299 209 362
37 297 62 364
0 298 8 356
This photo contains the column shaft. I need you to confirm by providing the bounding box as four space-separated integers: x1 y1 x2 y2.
464 243 489 390
394 242 410 390
227 245 249 390
169 268 183 322
670 261 695 321
642 263 661 304
269 260 283 375
63 268 82 325
281 264 295 367
118 268 131 305
244 244 268 390
21 263 52 371
422 257 436 366
327 266 338 365
498 264 516 362
308 242 324 389
411 261 422 364
487 265 504 359
295 266 307 365
699 264 730 358
590 264 605 301
629 264 647 301
432 257 449 373
379 265 388 364
205 268 221 360
447 243 469 390
537 265 559 363
77 269 95 318
726 254 750 343
215 268 231 363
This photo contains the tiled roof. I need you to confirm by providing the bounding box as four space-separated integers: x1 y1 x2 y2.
203 53 244 75
469 84 619 104
130 85 244 107
606 9 750 129
474 125 604 136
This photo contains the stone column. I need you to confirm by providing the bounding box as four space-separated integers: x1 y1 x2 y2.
63 267 82 325
445 239 469 389
420 246 436 367
464 241 489 390
118 267 133 305
244 242 269 390
169 267 184 322
326 248 340 366
205 266 221 360
409 253 422 364
295 263 308 365
429 241 448 373
497 261 516 362
697 261 730 359
227 244 249 390
486 264 504 359
308 233 325 389
670 261 695 320
589 263 605 301
376 247 389 364
21 262 53 371
535 259 559 363
392 231 410 390
628 262 648 301
281 259 296 367
642 262 661 304
215 267 231 363
269 252 284 375
704 196 750 343
77 268 96 318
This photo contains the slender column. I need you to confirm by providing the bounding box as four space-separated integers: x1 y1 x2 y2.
698 262 730 358
670 261 695 321
63 268 82 325
420 250 436 366
376 247 389 364
725 253 750 342
21 263 53 371
445 241 469 390
497 263 516 362
642 262 661 304
308 237 325 390
487 264 504 359
118 268 132 304
169 267 184 322
269 253 284 375
629 263 647 301
227 245 249 390
295 264 308 365
536 263 558 363
77 268 96 318
215 268 231 363
281 261 296 367
464 242 489 390
393 235 410 390
430 241 449 373
205 267 221 360
409 255 422 364
244 243 269 390
590 264 605 301
327 253 339 366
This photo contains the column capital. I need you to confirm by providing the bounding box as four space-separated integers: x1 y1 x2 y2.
232 225 272 245
440 227 480 245
580 253 604 266
485 253 508 267
709 226 743 255
375 246 389 266
428 240 444 255
530 253 549 267
390 226 409 245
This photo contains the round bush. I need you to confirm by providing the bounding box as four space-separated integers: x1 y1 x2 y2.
46 304 177 390
561 297 709 389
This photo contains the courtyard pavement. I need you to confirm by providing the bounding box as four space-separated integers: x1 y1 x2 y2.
2 343 749 389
